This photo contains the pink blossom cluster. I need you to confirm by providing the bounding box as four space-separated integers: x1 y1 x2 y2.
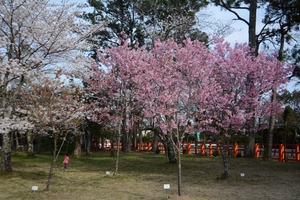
87 38 292 136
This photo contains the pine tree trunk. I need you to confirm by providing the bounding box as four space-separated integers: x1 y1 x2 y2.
1 132 13 172
249 0 257 51
265 92 276 160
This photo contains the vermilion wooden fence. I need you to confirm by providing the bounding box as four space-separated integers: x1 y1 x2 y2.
111 142 300 162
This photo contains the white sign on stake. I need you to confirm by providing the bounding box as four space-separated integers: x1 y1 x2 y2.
32 186 38 191
106 171 110 175
164 184 170 189
240 173 245 177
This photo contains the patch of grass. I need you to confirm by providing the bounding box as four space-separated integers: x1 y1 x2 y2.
1 152 300 200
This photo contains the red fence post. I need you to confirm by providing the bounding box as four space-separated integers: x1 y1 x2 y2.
217 143 222 155
279 144 284 162
296 144 300 161
209 143 213 156
201 143 205 155
147 142 151 151
187 142 191 154
233 143 238 157
255 143 259 158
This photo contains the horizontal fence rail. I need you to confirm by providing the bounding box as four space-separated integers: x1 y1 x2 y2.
110 142 300 162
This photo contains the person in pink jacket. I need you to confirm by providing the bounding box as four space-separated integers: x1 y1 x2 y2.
63 154 69 170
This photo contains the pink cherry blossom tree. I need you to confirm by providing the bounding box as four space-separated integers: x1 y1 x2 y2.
86 40 150 175
87 37 292 194
200 39 292 178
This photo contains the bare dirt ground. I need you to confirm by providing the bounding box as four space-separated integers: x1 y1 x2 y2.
0 152 299 200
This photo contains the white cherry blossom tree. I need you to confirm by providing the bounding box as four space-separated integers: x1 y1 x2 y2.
0 0 104 172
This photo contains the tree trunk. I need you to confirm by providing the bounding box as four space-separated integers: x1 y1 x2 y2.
265 26 284 159
220 143 229 179
100 134 104 150
166 133 176 163
249 0 257 51
114 122 121 176
73 134 82 158
46 131 67 191
122 118 130 152
15 131 19 151
128 130 132 151
37 135 41 154
152 134 159 153
265 92 276 160
139 129 143 152
244 129 255 158
86 131 91 155
164 140 169 163
46 136 57 191
132 123 137 151
176 130 182 196
1 132 13 172
26 130 35 157
10 132 14 151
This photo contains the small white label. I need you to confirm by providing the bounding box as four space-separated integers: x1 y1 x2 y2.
240 173 245 177
106 171 110 175
164 184 170 189
32 186 38 191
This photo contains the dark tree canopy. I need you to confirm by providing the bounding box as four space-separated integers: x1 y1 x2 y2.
83 0 209 49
